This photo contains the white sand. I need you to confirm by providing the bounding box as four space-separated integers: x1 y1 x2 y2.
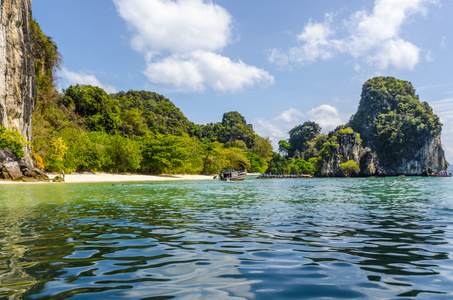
0 173 215 184
62 173 214 183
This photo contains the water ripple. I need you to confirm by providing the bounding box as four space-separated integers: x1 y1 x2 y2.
0 177 452 299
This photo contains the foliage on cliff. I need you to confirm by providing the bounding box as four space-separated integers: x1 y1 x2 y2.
349 76 442 164
284 121 321 157
272 123 362 176
30 17 62 92
270 76 445 176
0 127 27 158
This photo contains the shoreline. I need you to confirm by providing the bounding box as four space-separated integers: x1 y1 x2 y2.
0 173 215 184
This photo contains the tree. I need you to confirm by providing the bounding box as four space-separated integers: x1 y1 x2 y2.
104 134 142 172
141 134 203 174
339 160 360 177
250 136 273 161
0 127 27 158
278 140 290 156
245 152 267 173
289 158 314 174
63 84 120 132
266 152 291 174
287 121 321 157
46 136 68 171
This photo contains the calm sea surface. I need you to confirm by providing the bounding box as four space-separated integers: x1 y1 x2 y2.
1 177 453 299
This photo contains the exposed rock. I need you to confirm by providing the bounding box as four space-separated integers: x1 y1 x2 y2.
2 161 23 180
350 77 447 176
321 132 361 177
0 0 36 167
358 149 386 177
52 175 64 182
382 133 446 176
0 148 49 181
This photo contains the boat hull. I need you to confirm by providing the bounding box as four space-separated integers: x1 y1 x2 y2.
218 170 246 181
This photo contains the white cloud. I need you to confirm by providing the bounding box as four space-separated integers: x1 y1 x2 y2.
254 105 347 151
114 0 274 92
144 51 274 92
114 0 231 54
269 0 436 72
60 68 117 93
275 108 304 123
307 105 345 132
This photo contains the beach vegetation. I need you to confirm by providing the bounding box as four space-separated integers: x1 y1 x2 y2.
0 127 27 158
30 18 270 175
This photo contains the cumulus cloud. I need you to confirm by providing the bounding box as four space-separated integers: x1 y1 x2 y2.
114 0 274 92
144 51 274 92
254 105 347 151
60 68 117 93
274 108 305 123
306 105 345 132
269 0 436 71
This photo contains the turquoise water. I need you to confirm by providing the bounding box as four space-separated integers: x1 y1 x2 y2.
1 177 453 299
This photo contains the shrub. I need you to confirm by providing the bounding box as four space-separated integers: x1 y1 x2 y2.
0 126 27 158
339 160 360 177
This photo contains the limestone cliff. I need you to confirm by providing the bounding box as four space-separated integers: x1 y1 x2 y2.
320 131 361 177
349 77 447 176
0 0 35 166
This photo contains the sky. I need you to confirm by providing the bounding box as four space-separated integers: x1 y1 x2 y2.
32 0 453 164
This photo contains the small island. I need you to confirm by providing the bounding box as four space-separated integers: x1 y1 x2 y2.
272 77 448 177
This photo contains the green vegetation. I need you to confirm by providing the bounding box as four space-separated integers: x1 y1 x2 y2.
349 76 442 164
285 121 321 157
269 123 362 176
29 18 272 174
28 19 444 177
0 127 27 158
267 76 444 176
339 160 359 177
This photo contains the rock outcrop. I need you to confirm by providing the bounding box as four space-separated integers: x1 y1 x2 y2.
0 147 48 181
349 77 447 176
0 0 36 167
320 131 361 177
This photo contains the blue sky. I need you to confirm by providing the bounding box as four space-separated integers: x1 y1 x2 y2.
32 0 453 163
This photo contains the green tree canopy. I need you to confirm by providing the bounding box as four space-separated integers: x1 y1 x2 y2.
63 84 120 132
287 121 321 157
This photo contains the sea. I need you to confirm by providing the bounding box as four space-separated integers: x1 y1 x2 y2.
1 176 452 299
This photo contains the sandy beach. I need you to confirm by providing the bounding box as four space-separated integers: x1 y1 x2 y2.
0 173 215 184
59 173 214 183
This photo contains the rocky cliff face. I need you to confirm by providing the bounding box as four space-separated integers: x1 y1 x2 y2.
384 133 446 175
349 77 447 176
0 0 36 166
320 132 361 177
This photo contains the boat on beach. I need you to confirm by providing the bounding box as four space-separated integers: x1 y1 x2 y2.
257 174 314 179
216 169 247 181
428 173 452 177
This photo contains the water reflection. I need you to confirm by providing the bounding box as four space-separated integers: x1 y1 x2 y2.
0 178 451 299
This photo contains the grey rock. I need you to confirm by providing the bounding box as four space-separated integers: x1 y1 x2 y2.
0 148 49 181
0 0 36 167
